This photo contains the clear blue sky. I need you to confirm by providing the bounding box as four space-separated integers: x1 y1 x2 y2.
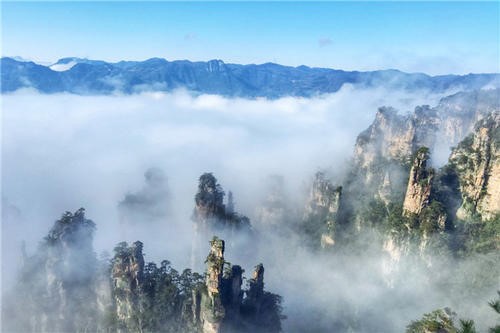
1 1 499 75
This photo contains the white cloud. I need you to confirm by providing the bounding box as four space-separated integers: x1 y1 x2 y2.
49 61 77 72
184 33 197 41
3 86 471 332
318 37 333 48
1 87 449 246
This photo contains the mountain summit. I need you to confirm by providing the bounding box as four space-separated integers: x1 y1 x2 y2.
2 57 498 97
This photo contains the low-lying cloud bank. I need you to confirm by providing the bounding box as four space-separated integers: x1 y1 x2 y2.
3 86 472 331
2 85 449 249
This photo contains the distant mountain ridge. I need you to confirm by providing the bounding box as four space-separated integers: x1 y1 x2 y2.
2 57 499 97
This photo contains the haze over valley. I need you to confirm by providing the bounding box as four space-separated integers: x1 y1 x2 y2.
2 2 499 333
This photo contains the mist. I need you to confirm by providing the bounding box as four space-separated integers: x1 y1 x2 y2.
3 85 494 332
2 85 448 250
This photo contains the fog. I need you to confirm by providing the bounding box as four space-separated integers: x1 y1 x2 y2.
2 85 447 253
2 86 495 332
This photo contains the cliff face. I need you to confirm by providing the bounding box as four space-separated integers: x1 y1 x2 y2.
109 241 204 333
192 173 252 233
354 106 438 177
201 238 226 333
302 172 342 248
118 168 170 226
256 175 291 231
193 173 227 225
350 106 438 217
450 112 500 221
351 89 499 206
339 90 500 266
191 173 253 270
384 147 447 267
111 241 145 332
379 109 499 269
437 90 500 148
197 238 282 333
107 236 283 333
402 148 434 217
9 209 99 333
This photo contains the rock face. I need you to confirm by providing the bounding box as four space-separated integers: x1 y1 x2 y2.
350 106 439 217
196 237 282 333
118 167 170 226
244 264 265 311
191 173 252 270
354 105 439 175
1 198 25 296
190 236 283 333
351 89 499 205
337 90 500 267
107 236 283 333
111 241 145 332
201 238 226 333
403 147 434 217
193 173 227 225
450 112 500 221
335 90 499 243
109 240 206 333
256 175 291 231
302 171 342 248
437 90 500 149
355 106 435 169
8 208 99 333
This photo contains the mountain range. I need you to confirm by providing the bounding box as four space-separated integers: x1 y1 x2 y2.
2 57 499 97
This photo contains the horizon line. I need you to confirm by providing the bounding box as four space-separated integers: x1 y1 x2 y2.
3 55 500 77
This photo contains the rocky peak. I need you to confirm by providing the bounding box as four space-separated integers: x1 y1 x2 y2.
403 147 434 217
437 89 500 148
194 173 226 222
207 59 226 73
118 167 170 228
206 237 225 295
351 105 438 214
354 90 499 187
191 173 253 270
202 237 226 333
112 241 145 288
8 211 283 333
246 264 265 302
355 105 440 172
43 208 97 290
307 172 342 212
303 171 342 248
226 191 235 215
197 239 280 333
345 91 500 237
45 207 95 247
411 106 440 150
111 241 145 331
11 209 99 333
256 175 290 230
222 265 244 319
354 107 408 169
451 111 500 220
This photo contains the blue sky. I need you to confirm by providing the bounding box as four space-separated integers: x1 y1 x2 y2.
1 1 499 74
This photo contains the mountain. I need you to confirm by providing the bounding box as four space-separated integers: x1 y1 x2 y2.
347 89 499 217
3 88 499 333
5 209 282 333
2 57 499 97
449 112 500 221
191 173 254 271
3 209 100 332
327 89 499 258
